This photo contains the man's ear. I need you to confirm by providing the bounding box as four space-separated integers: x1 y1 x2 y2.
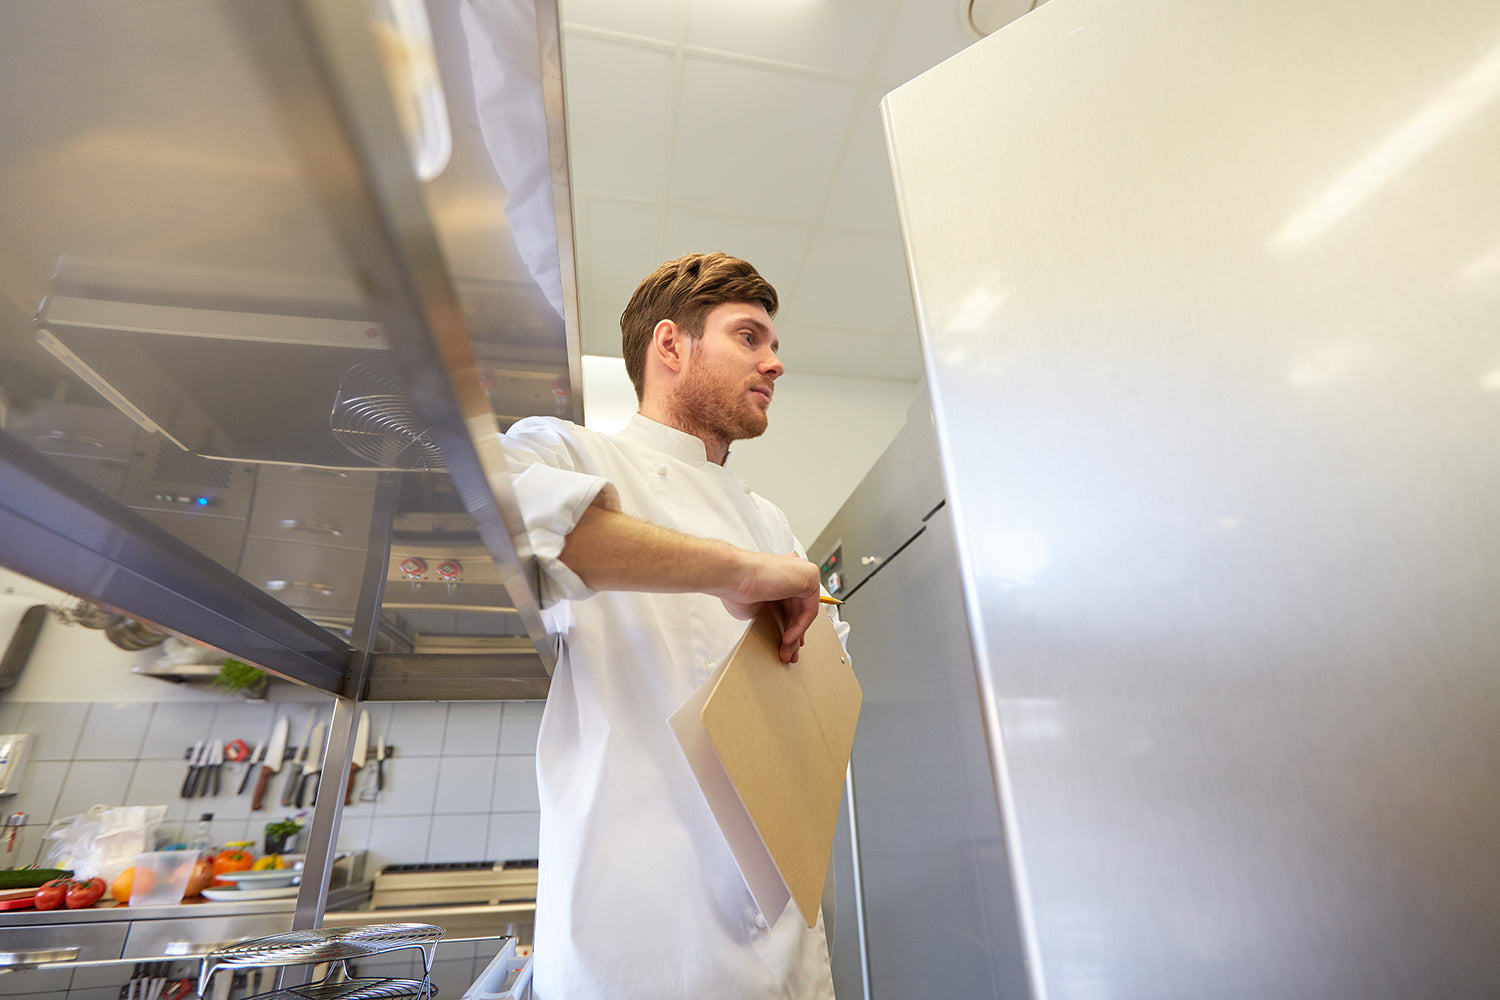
652 319 687 374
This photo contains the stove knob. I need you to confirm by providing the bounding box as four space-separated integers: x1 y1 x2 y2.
400 557 427 579
436 559 462 580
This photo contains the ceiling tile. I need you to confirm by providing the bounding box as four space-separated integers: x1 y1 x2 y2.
670 57 859 221
791 228 914 334
559 0 686 43
661 207 811 296
775 321 883 379
873 0 983 92
819 95 901 235
871 327 925 381
585 196 665 304
684 0 898 79
562 35 678 200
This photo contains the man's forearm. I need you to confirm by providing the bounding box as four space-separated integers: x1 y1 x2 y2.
559 503 790 600
557 501 821 662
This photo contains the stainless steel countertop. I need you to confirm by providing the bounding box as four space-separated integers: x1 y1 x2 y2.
0 882 374 929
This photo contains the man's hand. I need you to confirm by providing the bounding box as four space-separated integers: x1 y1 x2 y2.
717 551 821 663
560 502 822 662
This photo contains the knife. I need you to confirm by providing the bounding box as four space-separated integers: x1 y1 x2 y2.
237 738 266 796
375 736 387 792
180 740 207 798
344 711 370 805
207 741 223 797
252 718 290 812
281 713 316 807
298 722 326 807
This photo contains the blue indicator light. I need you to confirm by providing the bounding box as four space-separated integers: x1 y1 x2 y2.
196 497 210 506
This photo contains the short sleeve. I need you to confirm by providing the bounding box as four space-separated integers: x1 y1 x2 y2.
493 418 620 607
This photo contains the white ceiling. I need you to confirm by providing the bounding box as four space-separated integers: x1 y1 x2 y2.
558 0 1037 382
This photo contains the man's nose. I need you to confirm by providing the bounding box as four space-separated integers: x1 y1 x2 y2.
759 350 784 380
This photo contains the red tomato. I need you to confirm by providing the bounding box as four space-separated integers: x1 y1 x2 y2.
66 877 106 909
34 879 69 910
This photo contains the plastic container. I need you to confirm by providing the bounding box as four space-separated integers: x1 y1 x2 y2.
129 850 197 906
464 938 532 1000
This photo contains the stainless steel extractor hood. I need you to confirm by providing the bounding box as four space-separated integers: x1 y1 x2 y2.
0 0 581 696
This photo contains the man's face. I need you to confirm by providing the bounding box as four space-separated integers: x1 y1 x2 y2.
670 301 783 444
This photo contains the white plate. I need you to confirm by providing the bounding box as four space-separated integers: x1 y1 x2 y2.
201 885 300 902
217 870 299 888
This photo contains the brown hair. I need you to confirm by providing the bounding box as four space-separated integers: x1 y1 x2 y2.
620 252 779 401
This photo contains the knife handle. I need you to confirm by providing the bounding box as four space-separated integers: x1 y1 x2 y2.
280 765 302 807
344 764 361 806
251 766 273 811
180 767 198 799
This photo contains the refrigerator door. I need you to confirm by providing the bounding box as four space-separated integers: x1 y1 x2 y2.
884 0 1500 998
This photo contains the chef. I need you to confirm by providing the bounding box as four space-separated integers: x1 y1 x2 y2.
496 252 842 1000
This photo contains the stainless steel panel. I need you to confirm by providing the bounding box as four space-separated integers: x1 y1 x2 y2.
255 464 380 491
121 912 292 959
41 453 129 500
6 401 137 461
0 921 129 965
883 0 1500 997
134 508 247 571
239 539 368 616
248 481 377 551
812 424 922 599
841 505 1028 1000
0 0 580 672
0 429 349 690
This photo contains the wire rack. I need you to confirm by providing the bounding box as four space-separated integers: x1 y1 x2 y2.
199 924 443 1000
330 363 446 471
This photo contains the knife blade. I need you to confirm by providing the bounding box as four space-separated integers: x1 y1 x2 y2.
180 740 206 798
281 713 316 807
207 742 223 797
344 711 370 805
252 717 290 812
298 722 326 807
237 739 266 796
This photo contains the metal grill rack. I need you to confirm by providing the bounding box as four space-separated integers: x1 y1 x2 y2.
198 923 444 1000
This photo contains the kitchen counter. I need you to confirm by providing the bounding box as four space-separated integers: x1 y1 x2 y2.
0 883 533 969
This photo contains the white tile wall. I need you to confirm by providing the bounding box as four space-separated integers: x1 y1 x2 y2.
18 702 88 759
442 702 503 756
434 756 499 814
0 698 545 873
74 702 151 759
426 813 490 862
492 755 541 813
498 702 543 754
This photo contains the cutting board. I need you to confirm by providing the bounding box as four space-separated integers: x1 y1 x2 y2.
0 886 37 910
673 605 861 928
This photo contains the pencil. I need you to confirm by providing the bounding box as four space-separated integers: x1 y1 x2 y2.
818 595 843 606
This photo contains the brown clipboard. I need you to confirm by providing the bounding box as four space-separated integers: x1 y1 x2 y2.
671 605 862 928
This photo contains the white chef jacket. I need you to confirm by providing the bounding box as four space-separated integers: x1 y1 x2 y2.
497 413 840 1000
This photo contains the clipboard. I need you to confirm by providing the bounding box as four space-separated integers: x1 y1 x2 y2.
670 605 862 928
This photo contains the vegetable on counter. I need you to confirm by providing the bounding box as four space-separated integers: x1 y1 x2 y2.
211 847 255 886
33 877 105 910
185 856 215 898
0 867 74 890
66 877 106 908
33 879 69 910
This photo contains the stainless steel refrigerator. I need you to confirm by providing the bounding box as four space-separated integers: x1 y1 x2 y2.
821 0 1500 997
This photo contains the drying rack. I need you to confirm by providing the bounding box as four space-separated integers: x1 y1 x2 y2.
198 923 443 1000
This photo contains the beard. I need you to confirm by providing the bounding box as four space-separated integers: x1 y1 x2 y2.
668 349 770 447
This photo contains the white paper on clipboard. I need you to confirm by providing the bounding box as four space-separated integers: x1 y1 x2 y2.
669 655 792 923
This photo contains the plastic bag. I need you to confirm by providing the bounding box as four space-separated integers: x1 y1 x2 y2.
42 804 168 883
